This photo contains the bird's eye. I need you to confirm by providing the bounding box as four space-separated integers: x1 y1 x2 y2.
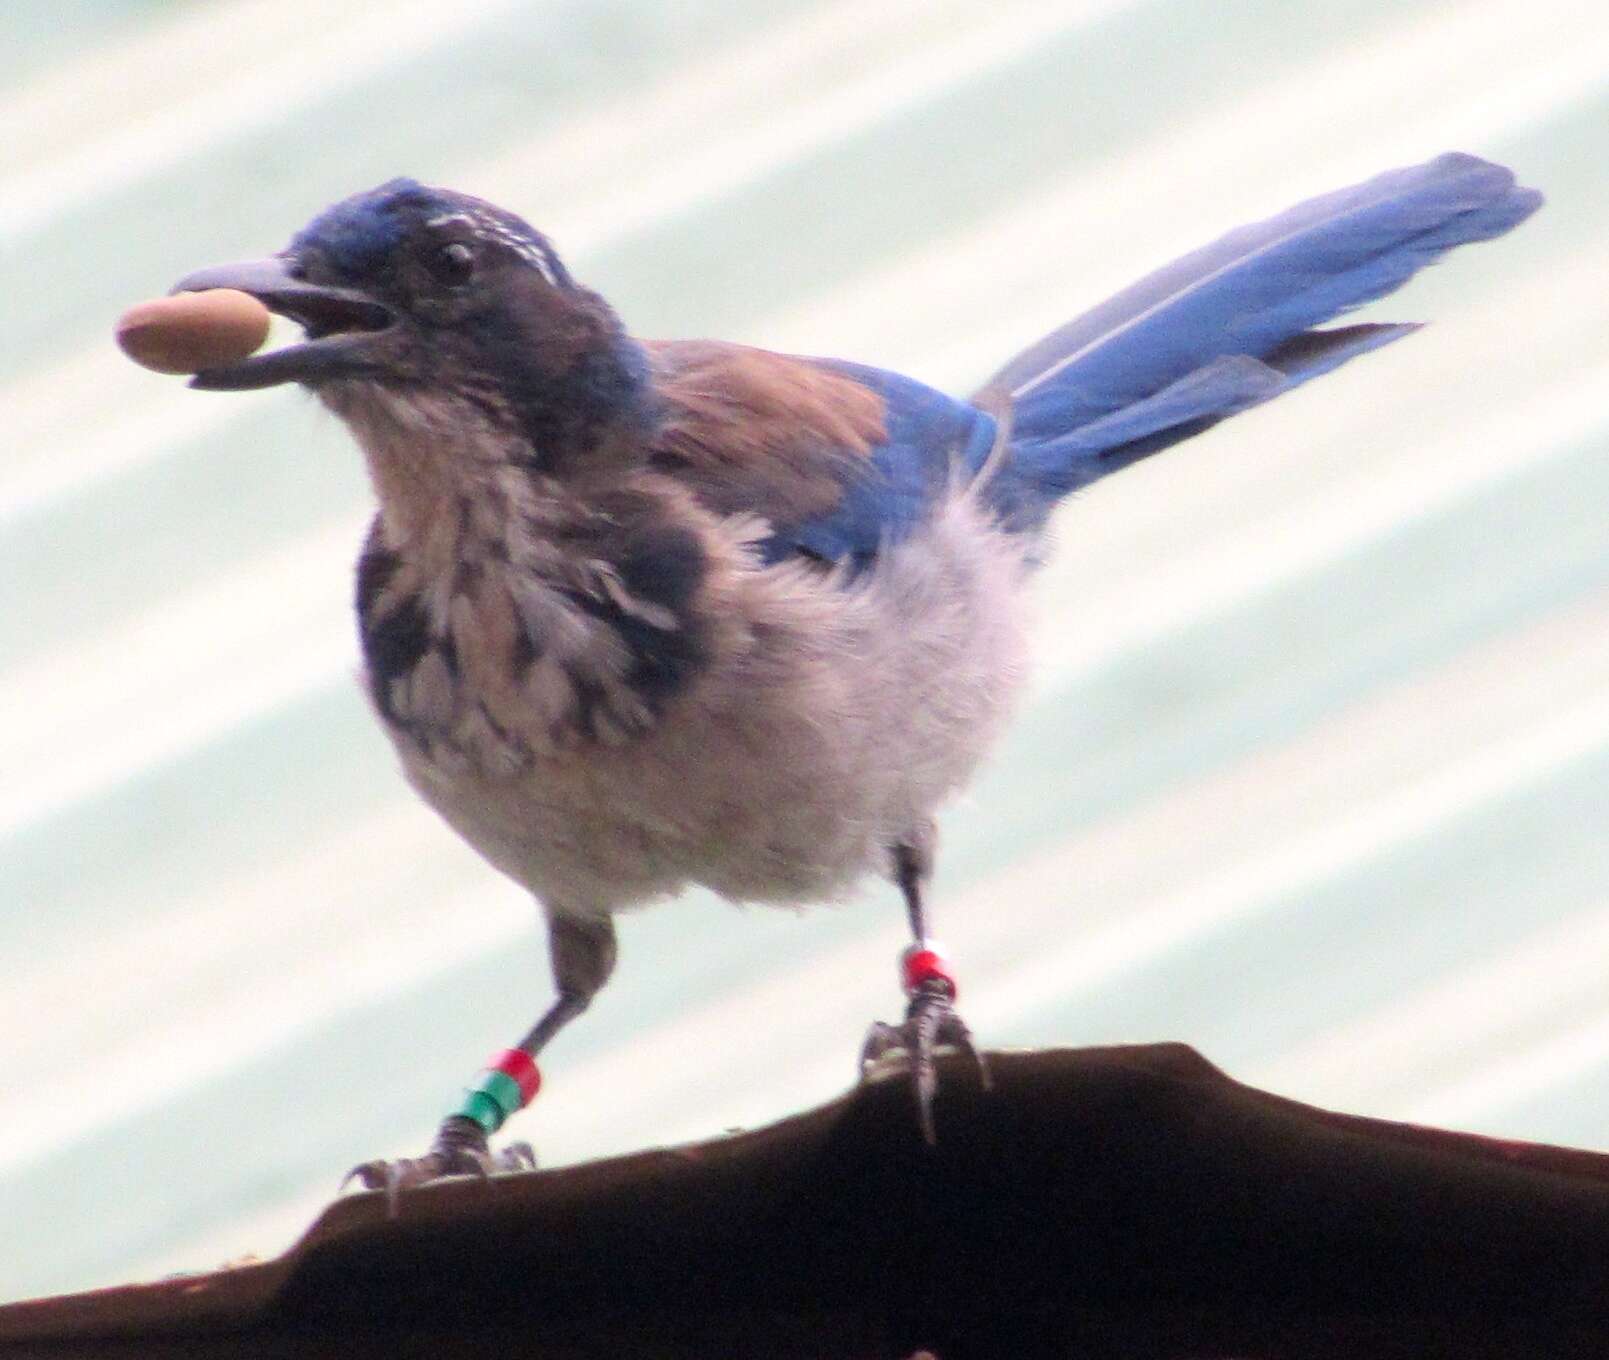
429 241 476 286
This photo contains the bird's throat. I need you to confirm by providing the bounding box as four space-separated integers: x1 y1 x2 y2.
324 381 533 574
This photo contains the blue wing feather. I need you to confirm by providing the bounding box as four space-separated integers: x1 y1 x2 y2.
762 359 996 570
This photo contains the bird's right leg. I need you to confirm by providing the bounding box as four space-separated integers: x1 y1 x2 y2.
347 908 616 1203
859 833 990 1143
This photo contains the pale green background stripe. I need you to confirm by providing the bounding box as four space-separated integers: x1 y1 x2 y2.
2 0 1606 1303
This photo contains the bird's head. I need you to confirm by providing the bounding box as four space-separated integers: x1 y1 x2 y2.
172 179 650 461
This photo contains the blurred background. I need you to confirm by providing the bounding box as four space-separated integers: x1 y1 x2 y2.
3 0 1606 1303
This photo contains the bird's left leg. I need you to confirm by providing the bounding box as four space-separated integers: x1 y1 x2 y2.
859 828 990 1143
347 909 616 1201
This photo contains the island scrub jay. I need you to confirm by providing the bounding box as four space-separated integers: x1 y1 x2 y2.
168 152 1538 1189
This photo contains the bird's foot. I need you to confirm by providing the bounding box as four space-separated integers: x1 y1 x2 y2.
344 1115 536 1212
860 962 991 1144
345 1048 543 1209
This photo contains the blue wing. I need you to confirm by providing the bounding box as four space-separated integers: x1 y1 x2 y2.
658 153 1539 571
646 339 995 574
761 358 998 570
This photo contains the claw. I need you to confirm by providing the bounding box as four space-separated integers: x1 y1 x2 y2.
342 1117 538 1215
502 1139 538 1171
859 980 987 1143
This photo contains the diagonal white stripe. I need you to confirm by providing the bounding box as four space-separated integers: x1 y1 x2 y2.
0 0 521 243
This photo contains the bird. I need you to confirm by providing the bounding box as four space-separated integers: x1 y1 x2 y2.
170 151 1539 1192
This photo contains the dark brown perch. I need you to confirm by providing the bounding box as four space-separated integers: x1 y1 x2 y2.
4 1045 1607 1359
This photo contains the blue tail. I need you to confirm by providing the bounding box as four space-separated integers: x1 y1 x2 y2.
981 152 1541 531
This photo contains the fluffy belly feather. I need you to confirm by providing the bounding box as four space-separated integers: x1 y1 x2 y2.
391 493 1032 916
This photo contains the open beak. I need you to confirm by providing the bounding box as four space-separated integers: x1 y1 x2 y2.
169 256 395 390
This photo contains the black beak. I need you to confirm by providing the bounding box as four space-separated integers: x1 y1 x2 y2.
170 256 395 390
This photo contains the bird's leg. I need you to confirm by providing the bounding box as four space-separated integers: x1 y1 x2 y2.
859 833 989 1143
347 910 616 1204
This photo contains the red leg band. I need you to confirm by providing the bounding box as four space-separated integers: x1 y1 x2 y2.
901 944 958 1000
490 1048 542 1107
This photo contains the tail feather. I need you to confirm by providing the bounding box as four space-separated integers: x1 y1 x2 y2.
1262 321 1420 385
982 152 1541 519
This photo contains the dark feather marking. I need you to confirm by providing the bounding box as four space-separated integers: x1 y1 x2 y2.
361 595 431 722
356 526 459 720
566 589 709 710
354 524 399 620
355 529 426 724
612 517 707 615
547 490 710 608
544 493 713 712
511 625 540 674
565 672 608 743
